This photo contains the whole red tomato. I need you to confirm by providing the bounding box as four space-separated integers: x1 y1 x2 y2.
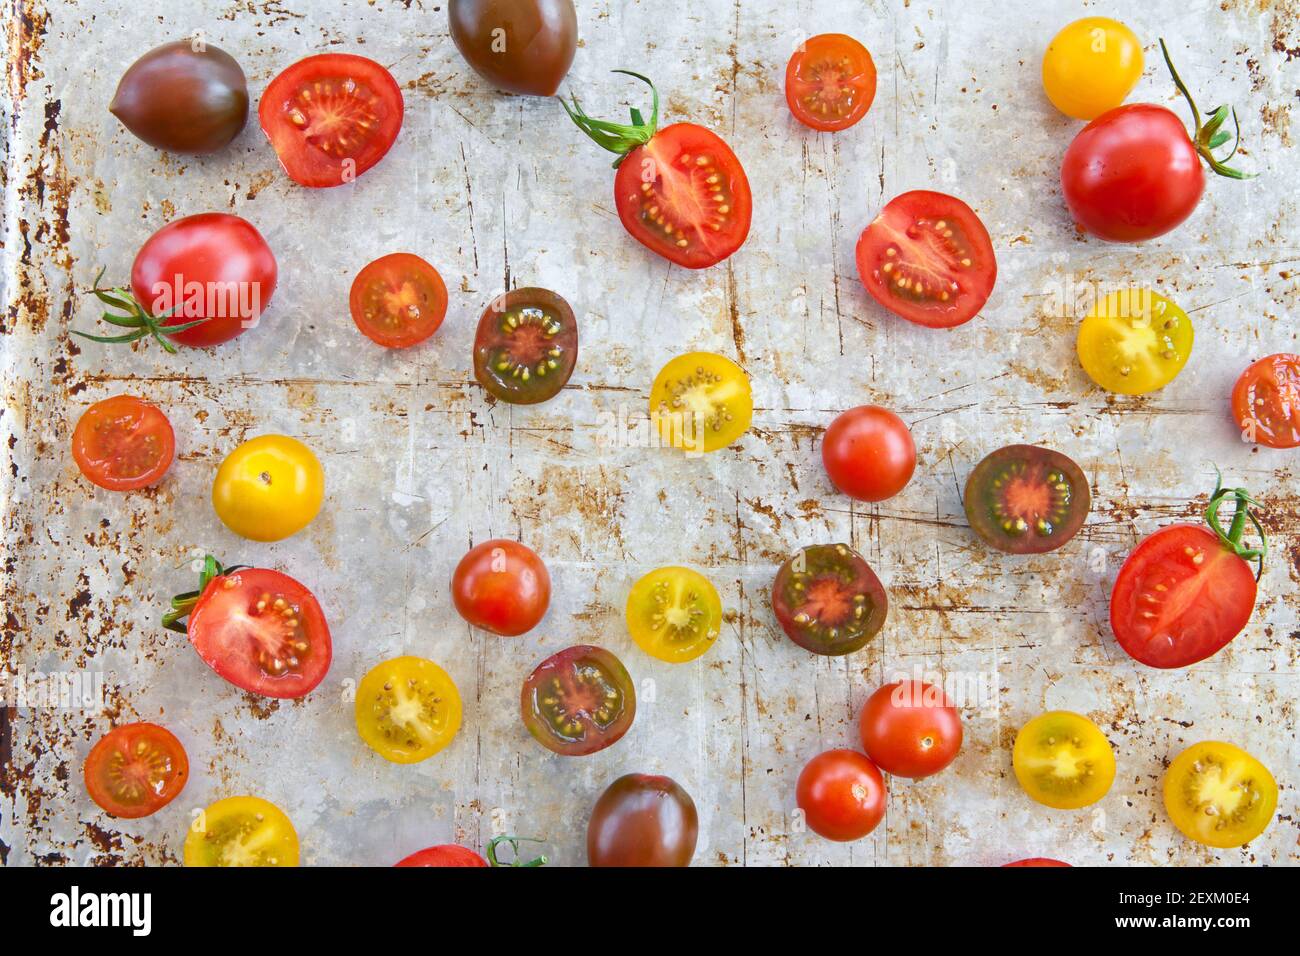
821 405 916 502
796 749 886 842
859 680 962 779
394 845 487 867
451 539 550 637
1004 858 1071 867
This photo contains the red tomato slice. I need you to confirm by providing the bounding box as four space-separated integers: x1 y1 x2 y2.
349 253 447 348
785 34 877 132
84 722 189 818
855 191 997 328
71 395 175 491
394 845 487 867
1232 353 1300 448
188 567 332 697
258 53 403 188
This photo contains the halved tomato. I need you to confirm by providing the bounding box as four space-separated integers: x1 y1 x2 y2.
1077 289 1193 394
785 34 877 132
473 288 578 404
964 445 1090 554
625 566 722 663
71 395 175 491
1163 741 1277 848
258 53 403 188
349 253 447 348
649 351 753 454
84 722 188 819
1232 353 1300 448
356 656 462 764
1012 711 1115 810
855 191 997 328
184 795 299 867
520 645 635 756
771 544 888 656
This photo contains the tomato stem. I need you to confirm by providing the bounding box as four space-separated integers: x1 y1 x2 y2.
560 70 659 168
1158 39 1252 181
485 835 548 867
1204 468 1267 580
161 555 248 633
73 267 211 354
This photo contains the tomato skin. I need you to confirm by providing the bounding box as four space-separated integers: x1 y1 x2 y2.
395 845 488 867
449 0 577 97
821 406 915 502
1004 858 1071 867
71 395 175 491
452 539 550 636
785 33 877 132
1232 353 1300 448
349 253 447 349
1041 17 1143 121
587 774 698 867
859 681 962 779
84 723 188 819
796 749 886 842
211 434 325 542
1061 104 1205 242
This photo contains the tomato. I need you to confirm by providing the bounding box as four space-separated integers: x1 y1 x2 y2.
449 0 577 96
563 72 751 269
1012 711 1115 810
858 681 962 779
259 53 403 188
587 774 698 867
211 434 324 542
164 556 333 699
473 287 578 404
964 444 1090 554
1077 289 1193 394
184 796 299 867
1041 17 1143 121
356 656 463 764
1004 858 1071 868
71 395 174 491
785 34 877 132
84 723 188 819
649 351 753 454
796 749 886 842
821 405 915 502
349 253 447 349
625 566 722 663
1232 353 1300 448
520 645 635 756
772 544 887 656
1163 741 1277 849
451 539 550 637
855 191 996 329
395 845 487 867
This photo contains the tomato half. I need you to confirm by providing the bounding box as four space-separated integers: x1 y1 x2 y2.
395 845 487 868
587 774 698 867
451 539 550 637
520 645 635 756
1004 858 1071 868
821 405 916 502
964 445 1090 554
858 681 962 779
785 34 877 132
349 253 447 348
796 749 886 842
1163 741 1277 849
258 53 403 188
625 566 722 663
71 395 175 491
84 722 188 819
1012 711 1115 810
1232 353 1300 448
355 656 463 764
772 544 887 656
211 434 325 542
649 351 753 454
1041 17 1144 121
473 287 578 404
184 796 299 867
855 191 996 328
1077 289 1193 394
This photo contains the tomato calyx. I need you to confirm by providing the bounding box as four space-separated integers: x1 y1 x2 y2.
485 835 548 867
1203 470 1267 580
162 554 249 633
1158 38 1251 181
73 267 211 354
561 70 659 168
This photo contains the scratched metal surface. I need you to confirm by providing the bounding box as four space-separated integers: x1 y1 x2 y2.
2 0 1298 867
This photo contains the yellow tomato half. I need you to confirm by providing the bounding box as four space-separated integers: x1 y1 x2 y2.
212 434 324 542
184 795 299 867
649 352 753 454
1012 710 1115 810
355 656 462 764
1042 17 1144 121
1077 289 1193 395
626 566 723 663
1163 741 1277 849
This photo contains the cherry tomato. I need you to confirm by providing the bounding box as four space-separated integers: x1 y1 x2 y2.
395 845 487 867
964 445 1090 554
520 645 635 756
211 434 324 542
448 0 577 96
625 566 722 663
184 796 299 867
349 253 447 349
356 656 462 764
71 395 174 491
564 73 751 269
473 287 578 404
858 681 962 779
785 34 877 132
84 723 188 819
649 351 753 454
1163 741 1277 849
1012 711 1115 810
855 191 996 328
1041 17 1143 121
259 53 403 188
796 749 886 842
587 774 698 867
451 539 550 637
772 544 887 656
1077 289 1193 394
1004 858 1071 867
821 405 915 502
1232 353 1300 448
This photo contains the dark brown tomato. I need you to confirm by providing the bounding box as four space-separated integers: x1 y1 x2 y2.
587 773 698 867
771 544 887 656
520 645 634 756
473 288 578 404
964 445 1090 555
448 0 577 96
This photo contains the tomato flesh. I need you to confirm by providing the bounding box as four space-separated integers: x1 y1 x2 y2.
520 645 635 756
473 288 578 404
649 351 753 454
1012 711 1115 810
1232 353 1300 448
350 253 447 348
964 445 1090 554
71 395 175 491
1163 742 1277 848
355 656 462 764
785 34 877 132
84 722 188 819
771 544 887 656
185 796 299 867
625 566 722 663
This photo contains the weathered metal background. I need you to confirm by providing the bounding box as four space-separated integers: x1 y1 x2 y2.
2 0 1297 867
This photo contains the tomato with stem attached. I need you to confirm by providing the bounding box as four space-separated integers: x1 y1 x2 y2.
821 405 915 502
1013 711 1115 810
625 566 722 663
521 645 635 756
772 544 888 656
356 656 462 764
452 539 551 636
1163 741 1276 849
212 434 324 542
71 395 175 491
185 796 299 867
1232 353 1300 448
84 723 188 819
587 774 698 867
350 253 447 348
395 835 548 867
649 352 753 454
785 34 877 132
1041 17 1143 121
859 681 962 779
797 749 886 841
964 445 1090 554
473 288 578 404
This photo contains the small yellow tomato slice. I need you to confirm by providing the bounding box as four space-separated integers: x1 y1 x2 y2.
212 434 324 542
355 656 462 764
1163 741 1277 849
649 351 753 454
1077 289 1193 395
626 566 723 663
1042 17 1144 121
184 795 299 867
1012 710 1115 810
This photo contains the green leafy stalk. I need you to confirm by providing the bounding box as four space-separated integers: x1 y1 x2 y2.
73 267 211 354
162 555 247 633
1159 39 1253 180
560 70 660 168
485 835 548 867
1203 467 1267 580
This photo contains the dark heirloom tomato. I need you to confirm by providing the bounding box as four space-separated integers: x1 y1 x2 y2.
259 54 403 188
588 774 698 867
964 445 1089 554
71 395 174 491
797 749 886 841
449 0 577 96
855 191 996 328
521 645 635 756
785 33 877 132
84 723 188 819
859 680 962 779
452 539 550 636
110 41 248 154
1232 353 1300 448
473 288 578 404
771 544 887 656
350 253 447 348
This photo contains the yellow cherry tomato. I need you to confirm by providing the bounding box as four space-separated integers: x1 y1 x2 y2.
1164 741 1277 849
355 656 462 764
649 351 753 454
626 566 723 663
212 434 324 542
184 795 299 867
1077 289 1193 395
1012 710 1115 810
1042 17 1144 121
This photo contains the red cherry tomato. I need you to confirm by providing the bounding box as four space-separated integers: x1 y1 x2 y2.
71 395 175 491
859 681 962 779
349 253 447 348
1004 858 1071 867
1232 353 1300 448
394 845 487 867
451 539 550 637
821 405 915 502
785 34 877 132
84 723 188 818
796 749 886 841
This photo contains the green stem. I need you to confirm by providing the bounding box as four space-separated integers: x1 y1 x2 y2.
162 555 246 633
1203 468 1267 580
485 835 548 867
74 267 212 354
1158 39 1253 180
560 71 660 168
